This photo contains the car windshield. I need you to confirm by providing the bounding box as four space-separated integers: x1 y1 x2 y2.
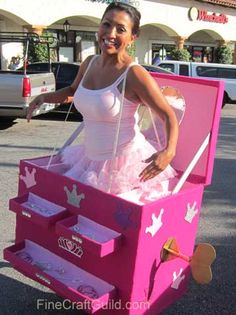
141 64 173 74
17 63 51 72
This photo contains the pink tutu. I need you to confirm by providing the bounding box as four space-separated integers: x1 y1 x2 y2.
60 56 180 204
61 140 177 204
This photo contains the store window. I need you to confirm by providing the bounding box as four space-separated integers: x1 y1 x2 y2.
57 30 75 62
47 29 99 63
57 30 75 45
151 43 175 64
75 31 98 62
193 46 203 62
185 45 214 63
204 46 214 63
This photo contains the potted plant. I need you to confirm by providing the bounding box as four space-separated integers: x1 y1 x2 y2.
24 31 57 63
215 45 232 64
170 48 191 61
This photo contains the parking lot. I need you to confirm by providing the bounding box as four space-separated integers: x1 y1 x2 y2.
0 104 235 315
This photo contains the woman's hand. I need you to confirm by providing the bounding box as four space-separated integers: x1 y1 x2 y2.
139 149 175 182
27 94 45 122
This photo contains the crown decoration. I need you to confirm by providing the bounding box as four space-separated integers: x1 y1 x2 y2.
114 0 140 9
64 184 85 208
87 0 140 9
145 209 164 237
58 236 83 258
171 268 185 290
20 167 37 188
185 201 198 224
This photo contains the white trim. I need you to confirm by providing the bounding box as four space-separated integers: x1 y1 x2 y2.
148 41 153 64
48 24 98 32
185 41 217 47
149 39 175 45
172 133 211 194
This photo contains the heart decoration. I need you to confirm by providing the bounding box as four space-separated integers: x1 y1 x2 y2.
66 240 74 251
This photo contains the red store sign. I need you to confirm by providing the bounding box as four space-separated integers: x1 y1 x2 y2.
189 7 228 24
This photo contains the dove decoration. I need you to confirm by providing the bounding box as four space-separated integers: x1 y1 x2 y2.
185 201 198 223
145 209 164 237
171 268 185 290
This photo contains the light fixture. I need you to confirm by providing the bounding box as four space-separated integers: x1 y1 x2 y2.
63 20 70 33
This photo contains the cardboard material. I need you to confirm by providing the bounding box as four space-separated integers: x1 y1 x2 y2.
4 73 223 314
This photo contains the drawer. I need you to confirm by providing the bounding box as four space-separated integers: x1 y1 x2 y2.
56 215 123 257
4 240 116 314
9 193 69 228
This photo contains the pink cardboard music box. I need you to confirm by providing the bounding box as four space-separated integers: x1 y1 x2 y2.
4 73 223 314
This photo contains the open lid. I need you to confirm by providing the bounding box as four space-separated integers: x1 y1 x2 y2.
147 73 224 186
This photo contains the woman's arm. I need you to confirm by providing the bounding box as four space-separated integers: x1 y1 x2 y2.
26 55 94 121
128 66 179 182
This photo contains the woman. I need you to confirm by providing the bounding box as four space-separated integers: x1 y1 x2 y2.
27 2 178 203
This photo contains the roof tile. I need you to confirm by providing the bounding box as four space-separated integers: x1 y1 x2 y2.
196 0 236 8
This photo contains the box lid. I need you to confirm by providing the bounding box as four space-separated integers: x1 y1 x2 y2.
151 73 224 186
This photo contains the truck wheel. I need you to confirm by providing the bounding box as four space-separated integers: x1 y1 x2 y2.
222 92 229 108
0 117 15 122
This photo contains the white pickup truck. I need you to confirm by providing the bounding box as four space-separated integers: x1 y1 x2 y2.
156 60 236 107
0 31 58 119
0 70 56 119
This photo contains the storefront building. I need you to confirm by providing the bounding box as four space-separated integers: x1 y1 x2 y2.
0 0 236 69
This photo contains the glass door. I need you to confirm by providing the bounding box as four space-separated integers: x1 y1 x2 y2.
151 43 175 64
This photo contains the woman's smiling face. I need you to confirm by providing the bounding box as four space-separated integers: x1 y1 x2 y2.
98 9 135 55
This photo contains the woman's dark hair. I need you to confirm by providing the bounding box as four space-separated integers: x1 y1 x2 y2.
101 1 141 36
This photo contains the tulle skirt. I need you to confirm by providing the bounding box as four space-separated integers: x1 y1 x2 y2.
61 140 176 204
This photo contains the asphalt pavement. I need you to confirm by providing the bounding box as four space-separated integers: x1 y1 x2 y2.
0 105 235 315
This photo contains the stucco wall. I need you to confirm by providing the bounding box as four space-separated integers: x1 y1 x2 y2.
141 0 236 40
0 0 236 66
0 0 105 25
0 0 236 41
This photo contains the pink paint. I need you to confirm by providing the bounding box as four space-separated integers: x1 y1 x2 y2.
4 74 223 314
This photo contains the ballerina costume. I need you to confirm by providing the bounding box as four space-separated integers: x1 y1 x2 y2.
61 56 177 204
